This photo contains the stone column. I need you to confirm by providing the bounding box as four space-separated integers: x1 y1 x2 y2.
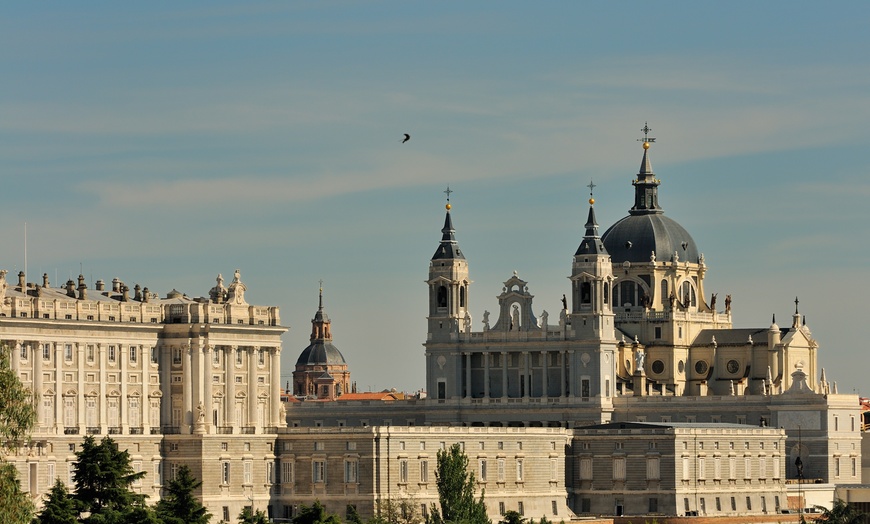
191 338 202 428
182 344 192 433
160 345 172 428
248 347 258 432
522 352 530 398
11 341 21 373
55 343 63 434
541 351 548 399
120 345 128 432
203 345 213 431
34 342 43 426
483 352 490 399
225 346 235 428
78 344 87 433
501 352 508 398
99 344 107 432
270 347 282 427
464 352 471 399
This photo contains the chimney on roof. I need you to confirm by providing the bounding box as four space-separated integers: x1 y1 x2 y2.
134 284 142 301
77 275 87 301
66 280 76 298
43 273 50 288
142 287 150 303
95 280 105 291
17 271 25 289
112 278 121 292
121 285 129 302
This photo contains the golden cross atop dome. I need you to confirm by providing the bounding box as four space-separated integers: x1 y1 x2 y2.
637 122 656 149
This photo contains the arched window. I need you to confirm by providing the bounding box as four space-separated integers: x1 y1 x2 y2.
437 286 448 308
581 282 592 304
680 281 696 308
603 281 609 304
459 285 466 308
660 280 668 306
616 281 638 307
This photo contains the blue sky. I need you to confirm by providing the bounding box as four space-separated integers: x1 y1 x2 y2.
2 2 868 394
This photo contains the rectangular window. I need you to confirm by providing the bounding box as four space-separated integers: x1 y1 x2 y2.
281 461 294 484
222 462 230 484
64 344 73 361
499 502 505 516
581 379 590 399
745 496 752 511
731 497 736 511
108 345 116 362
580 457 592 480
649 497 658 513
498 458 505 481
155 461 163 486
581 499 591 513
43 344 51 360
244 461 252 485
170 462 179 481
344 460 358 483
647 457 660 480
236 349 243 365
479 459 487 481
552 500 558 516
517 502 524 516
258 349 265 366
420 460 428 483
744 457 752 480
130 346 137 364
313 461 326 483
852 457 858 477
151 347 158 364
516 459 524 481
213 350 220 365
613 457 626 481
715 497 721 511
399 460 408 483
20 345 28 360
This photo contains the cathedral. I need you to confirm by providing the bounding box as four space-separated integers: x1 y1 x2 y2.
1 130 861 520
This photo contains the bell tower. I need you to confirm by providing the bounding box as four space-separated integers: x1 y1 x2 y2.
570 184 615 340
426 188 470 342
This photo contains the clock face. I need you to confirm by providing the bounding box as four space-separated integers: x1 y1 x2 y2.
695 360 708 375
727 359 740 374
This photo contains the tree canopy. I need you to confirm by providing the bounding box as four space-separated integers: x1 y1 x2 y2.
72 435 151 523
0 344 37 524
292 501 341 524
427 443 490 524
155 464 211 524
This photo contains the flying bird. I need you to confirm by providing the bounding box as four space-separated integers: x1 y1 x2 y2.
401 133 410 143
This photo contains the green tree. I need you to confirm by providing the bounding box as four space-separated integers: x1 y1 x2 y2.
155 464 211 524
35 478 79 524
0 344 37 524
499 510 525 524
815 499 866 524
427 443 490 524
239 506 272 524
347 505 364 524
372 497 420 524
72 435 150 523
292 501 340 524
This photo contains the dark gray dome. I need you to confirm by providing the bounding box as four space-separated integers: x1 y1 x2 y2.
602 214 700 264
295 341 347 366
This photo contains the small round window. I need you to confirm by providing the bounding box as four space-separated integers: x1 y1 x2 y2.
726 359 740 374
695 360 708 374
651 360 665 374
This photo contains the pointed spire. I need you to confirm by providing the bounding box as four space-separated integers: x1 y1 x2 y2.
575 180 609 256
432 186 466 260
630 123 663 216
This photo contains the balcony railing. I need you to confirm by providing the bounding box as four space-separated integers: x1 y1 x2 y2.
108 427 122 435
64 427 80 435
150 427 163 435
215 426 234 435
129 427 143 435
161 426 181 435
240 426 256 435
86 427 100 435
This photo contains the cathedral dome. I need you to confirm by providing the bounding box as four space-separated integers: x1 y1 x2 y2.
600 134 700 264
295 341 347 366
602 213 699 264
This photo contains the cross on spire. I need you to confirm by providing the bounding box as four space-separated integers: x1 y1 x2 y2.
637 122 656 144
587 180 596 197
444 186 453 202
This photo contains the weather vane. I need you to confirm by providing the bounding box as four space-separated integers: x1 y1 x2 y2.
637 122 656 145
